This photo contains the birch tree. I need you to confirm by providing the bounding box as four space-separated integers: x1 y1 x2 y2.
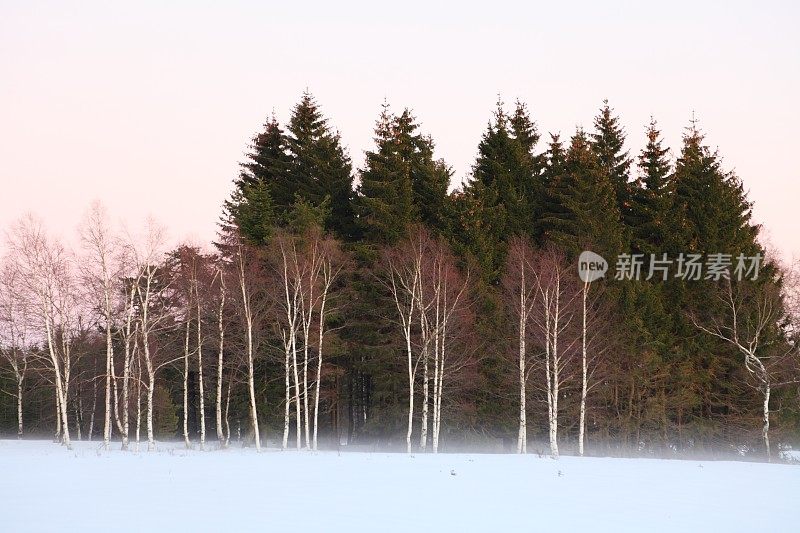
275 233 303 449
384 234 422 453
422 237 472 454
311 235 343 450
693 279 797 460
0 261 31 438
234 237 263 451
79 202 123 450
127 220 175 451
529 247 579 459
503 238 538 454
213 265 228 447
7 215 76 448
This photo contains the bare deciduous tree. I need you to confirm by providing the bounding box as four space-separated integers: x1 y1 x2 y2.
693 279 797 460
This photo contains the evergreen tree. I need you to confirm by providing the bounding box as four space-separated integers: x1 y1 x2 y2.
590 100 632 226
671 119 759 255
357 105 450 244
287 92 356 239
537 133 569 241
357 104 414 244
544 129 625 259
460 99 543 281
239 115 292 204
221 115 286 244
228 181 275 246
630 118 674 254
394 109 451 233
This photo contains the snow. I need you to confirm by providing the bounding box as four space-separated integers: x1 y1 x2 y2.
0 440 797 532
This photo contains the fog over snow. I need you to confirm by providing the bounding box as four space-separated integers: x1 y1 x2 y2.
1 440 797 532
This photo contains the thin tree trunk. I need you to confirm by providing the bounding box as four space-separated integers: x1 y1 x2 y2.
283 341 290 450
216 277 226 445
135 358 142 451
302 285 313 450
579 282 588 457
54 390 61 442
17 377 24 438
312 289 327 451
120 340 133 450
246 331 260 451
75 394 83 441
103 316 113 449
291 329 301 450
550 283 560 459
183 319 190 448
238 249 260 451
406 329 414 454
46 320 71 448
420 341 429 451
517 268 527 454
147 369 155 451
224 381 232 447
763 383 771 461
196 292 205 450
88 373 97 441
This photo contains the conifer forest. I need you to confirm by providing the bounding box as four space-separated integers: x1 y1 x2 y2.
2 93 799 461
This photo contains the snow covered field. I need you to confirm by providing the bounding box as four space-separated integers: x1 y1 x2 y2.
0 440 797 532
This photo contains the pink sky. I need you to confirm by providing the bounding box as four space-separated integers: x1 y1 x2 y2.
1 1 798 259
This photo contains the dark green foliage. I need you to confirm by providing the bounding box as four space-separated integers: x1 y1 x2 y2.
590 100 632 223
630 118 674 254
357 105 451 244
543 129 625 259
286 92 356 240
671 120 759 255
224 93 356 243
457 99 544 282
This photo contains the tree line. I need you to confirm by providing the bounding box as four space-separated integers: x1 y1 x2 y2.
1 92 798 459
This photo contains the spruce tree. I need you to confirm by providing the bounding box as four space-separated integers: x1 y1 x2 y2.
357 104 415 244
671 119 759 255
630 118 673 254
220 115 286 245
544 129 624 259
460 99 543 281
664 118 768 447
395 109 451 234
286 91 356 239
357 105 450 244
238 115 292 206
591 100 632 226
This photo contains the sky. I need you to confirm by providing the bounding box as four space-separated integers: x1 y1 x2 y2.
1 1 798 259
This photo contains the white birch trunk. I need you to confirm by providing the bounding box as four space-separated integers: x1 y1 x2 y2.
216 275 226 445
550 280 560 459
579 282 588 457
54 391 61 442
312 285 328 451
282 338 290 450
291 331 301 450
517 268 527 454
196 289 205 450
238 250 261 452
17 375 24 438
135 353 142 451
763 383 771 461
183 319 191 448
224 381 232 446
103 317 113 449
146 369 155 451
45 319 71 448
